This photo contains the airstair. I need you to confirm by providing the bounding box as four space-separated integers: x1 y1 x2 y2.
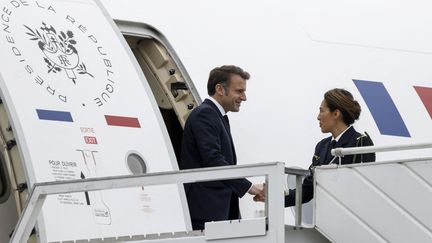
314 143 432 243
9 143 432 243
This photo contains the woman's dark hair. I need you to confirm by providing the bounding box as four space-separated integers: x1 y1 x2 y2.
207 65 250 96
324 88 361 125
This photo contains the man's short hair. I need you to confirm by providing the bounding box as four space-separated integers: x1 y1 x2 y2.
207 65 250 96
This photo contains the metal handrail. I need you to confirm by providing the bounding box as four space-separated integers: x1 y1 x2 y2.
10 162 286 243
284 167 309 227
284 167 309 176
331 142 432 157
319 157 432 170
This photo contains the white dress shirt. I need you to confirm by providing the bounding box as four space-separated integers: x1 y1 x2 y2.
208 96 226 116
332 125 353 142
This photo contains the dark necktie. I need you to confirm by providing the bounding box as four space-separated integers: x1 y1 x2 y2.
325 140 337 164
223 115 231 133
330 139 337 148
223 115 236 162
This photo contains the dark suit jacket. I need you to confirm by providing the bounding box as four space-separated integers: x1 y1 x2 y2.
285 126 375 207
180 99 252 229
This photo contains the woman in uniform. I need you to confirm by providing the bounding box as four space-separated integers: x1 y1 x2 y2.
284 88 376 207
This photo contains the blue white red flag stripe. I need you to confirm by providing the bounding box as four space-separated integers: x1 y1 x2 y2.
36 109 73 122
414 86 432 119
353 79 411 137
105 115 141 128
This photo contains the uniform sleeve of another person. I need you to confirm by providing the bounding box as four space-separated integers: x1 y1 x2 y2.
356 134 376 163
284 141 323 207
191 108 252 197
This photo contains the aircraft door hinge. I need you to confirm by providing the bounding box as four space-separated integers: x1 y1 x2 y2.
6 139 16 150
170 82 188 99
17 183 27 193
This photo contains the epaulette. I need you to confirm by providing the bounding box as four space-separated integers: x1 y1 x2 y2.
356 131 370 140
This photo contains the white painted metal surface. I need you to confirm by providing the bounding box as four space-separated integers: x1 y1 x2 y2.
0 0 190 241
315 159 432 243
332 143 432 157
204 218 266 240
10 163 286 243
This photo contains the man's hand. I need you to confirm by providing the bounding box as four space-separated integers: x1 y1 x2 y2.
248 184 265 202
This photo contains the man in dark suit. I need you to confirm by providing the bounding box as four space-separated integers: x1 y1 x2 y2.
180 65 264 230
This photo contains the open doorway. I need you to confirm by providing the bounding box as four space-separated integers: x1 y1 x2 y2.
123 34 199 162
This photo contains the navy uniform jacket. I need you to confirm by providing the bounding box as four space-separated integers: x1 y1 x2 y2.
285 126 375 207
180 99 252 229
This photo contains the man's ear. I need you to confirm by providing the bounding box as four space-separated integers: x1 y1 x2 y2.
215 83 225 96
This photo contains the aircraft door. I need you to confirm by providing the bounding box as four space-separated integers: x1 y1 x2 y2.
0 1 192 242
0 98 30 242
116 22 201 162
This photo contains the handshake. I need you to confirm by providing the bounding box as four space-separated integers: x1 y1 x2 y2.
248 183 265 202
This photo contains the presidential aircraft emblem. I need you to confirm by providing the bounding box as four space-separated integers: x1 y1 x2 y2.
24 22 94 84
